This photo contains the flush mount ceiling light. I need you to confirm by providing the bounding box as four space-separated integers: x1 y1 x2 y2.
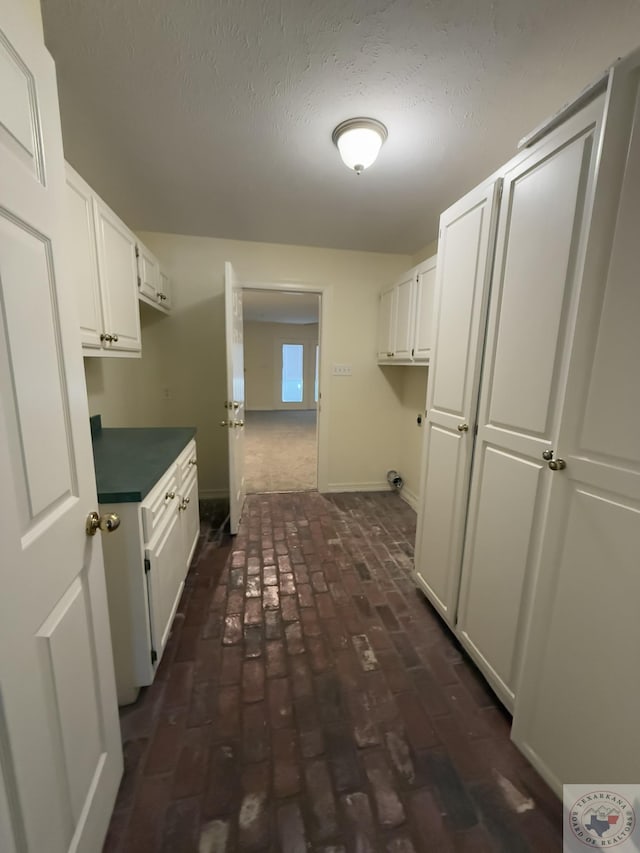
332 118 388 175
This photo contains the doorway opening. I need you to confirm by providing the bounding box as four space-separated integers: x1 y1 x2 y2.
242 289 321 493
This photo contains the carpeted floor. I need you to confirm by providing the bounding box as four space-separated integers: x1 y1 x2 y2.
244 410 317 493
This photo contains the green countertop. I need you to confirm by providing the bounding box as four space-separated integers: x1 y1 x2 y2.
91 417 196 503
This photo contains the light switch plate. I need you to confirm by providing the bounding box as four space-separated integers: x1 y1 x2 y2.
332 364 352 376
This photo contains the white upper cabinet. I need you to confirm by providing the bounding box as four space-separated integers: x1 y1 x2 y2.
377 254 437 365
65 163 141 356
93 197 141 353
65 165 102 349
136 241 159 302
137 241 172 313
412 255 437 362
377 285 396 360
158 269 172 310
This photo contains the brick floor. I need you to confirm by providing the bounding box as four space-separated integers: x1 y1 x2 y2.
104 491 563 852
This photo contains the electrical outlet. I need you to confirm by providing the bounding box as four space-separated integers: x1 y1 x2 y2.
332 364 352 376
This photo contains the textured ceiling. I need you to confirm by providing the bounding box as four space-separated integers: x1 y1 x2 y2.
243 290 319 325
42 0 640 254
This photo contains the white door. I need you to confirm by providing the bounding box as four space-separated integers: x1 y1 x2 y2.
224 261 246 534
413 177 501 626
392 270 415 360
456 97 605 711
412 255 437 362
0 4 122 853
512 80 640 792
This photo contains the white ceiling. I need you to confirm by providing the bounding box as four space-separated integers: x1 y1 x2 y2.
42 0 640 254
243 290 320 325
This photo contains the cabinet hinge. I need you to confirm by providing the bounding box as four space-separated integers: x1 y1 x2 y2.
474 424 478 436
135 245 140 258
497 181 504 201
137 275 142 288
144 557 151 574
411 348 415 357
150 649 157 664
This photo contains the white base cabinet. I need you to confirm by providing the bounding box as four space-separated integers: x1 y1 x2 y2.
101 439 199 705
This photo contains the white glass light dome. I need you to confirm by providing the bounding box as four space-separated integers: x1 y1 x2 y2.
332 118 388 174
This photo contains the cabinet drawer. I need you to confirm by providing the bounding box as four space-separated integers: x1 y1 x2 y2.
141 464 179 543
177 440 197 484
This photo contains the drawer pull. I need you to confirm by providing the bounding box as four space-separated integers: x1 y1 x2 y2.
188 458 197 466
165 491 176 500
179 497 190 511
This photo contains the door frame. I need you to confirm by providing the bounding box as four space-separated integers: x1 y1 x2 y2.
241 279 331 493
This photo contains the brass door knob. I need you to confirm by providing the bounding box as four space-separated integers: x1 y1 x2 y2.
86 511 120 536
548 458 566 471
233 402 240 409
457 423 469 432
542 449 554 461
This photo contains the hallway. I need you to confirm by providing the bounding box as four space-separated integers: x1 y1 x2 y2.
104 492 563 852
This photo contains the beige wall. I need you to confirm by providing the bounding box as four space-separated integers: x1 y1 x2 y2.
379 366 429 507
85 234 412 497
411 239 439 267
244 321 319 410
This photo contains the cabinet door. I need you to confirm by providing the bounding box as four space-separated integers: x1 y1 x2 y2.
456 96 605 710
512 80 640 792
146 506 184 663
413 177 501 626
377 286 396 360
137 242 159 302
64 164 103 349
393 271 416 360
180 473 200 575
158 269 172 310
93 197 141 353
413 256 437 362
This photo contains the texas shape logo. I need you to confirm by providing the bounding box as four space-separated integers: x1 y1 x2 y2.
569 790 636 848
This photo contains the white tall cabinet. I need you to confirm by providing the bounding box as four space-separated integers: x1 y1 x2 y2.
414 51 640 794
414 178 500 625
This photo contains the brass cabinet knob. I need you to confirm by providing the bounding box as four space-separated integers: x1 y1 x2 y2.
86 511 120 536
188 458 197 466
236 420 245 427
100 333 113 342
542 449 554 461
111 333 119 342
457 423 469 432
165 491 175 500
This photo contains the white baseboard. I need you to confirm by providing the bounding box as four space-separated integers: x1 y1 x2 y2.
324 481 391 494
198 488 229 500
400 486 419 511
